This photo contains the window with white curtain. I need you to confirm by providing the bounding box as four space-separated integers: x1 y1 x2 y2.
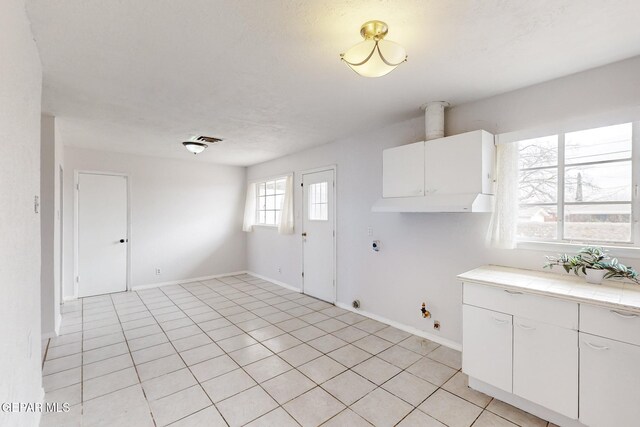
517 122 634 244
255 177 287 226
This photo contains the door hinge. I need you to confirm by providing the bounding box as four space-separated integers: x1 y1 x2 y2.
76 276 79 283
76 183 79 190
302 272 304 278
333 230 335 237
300 183 303 187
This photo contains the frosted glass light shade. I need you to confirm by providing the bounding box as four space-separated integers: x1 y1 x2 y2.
341 39 407 77
182 141 207 154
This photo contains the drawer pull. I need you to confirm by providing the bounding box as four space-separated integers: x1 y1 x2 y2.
584 341 609 351
516 323 536 330
492 317 508 324
504 289 523 295
610 310 638 319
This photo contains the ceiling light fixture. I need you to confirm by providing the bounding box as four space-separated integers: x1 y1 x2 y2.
182 135 223 155
182 141 208 154
340 20 407 78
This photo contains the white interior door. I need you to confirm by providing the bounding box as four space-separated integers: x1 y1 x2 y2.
77 173 128 297
302 169 335 303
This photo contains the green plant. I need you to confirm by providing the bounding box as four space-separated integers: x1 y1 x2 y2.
544 246 640 284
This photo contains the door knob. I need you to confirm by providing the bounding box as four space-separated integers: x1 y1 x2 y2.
119 239 126 243
301 232 307 237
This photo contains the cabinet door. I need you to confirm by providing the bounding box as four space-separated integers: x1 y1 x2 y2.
425 131 482 195
462 304 512 392
513 317 578 419
382 141 424 198
580 333 640 427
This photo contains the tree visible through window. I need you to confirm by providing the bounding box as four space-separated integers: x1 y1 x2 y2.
517 123 633 244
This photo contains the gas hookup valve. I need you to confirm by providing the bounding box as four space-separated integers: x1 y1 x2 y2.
421 302 431 318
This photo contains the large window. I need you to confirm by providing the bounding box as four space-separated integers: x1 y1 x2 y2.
256 177 287 226
517 123 634 244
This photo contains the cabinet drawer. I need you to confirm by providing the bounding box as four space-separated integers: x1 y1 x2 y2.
580 304 640 346
463 282 578 330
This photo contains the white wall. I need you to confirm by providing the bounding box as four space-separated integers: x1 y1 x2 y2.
40 115 63 337
0 0 44 425
246 55 640 347
62 147 246 298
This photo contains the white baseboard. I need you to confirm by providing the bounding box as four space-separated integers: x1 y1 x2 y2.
244 271 302 293
242 271 460 352
35 386 45 427
41 330 57 340
336 302 462 351
469 377 584 427
130 271 248 291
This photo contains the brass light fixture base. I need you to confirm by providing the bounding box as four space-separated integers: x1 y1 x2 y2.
360 20 389 40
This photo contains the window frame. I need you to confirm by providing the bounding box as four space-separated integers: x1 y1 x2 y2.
254 176 288 228
515 121 639 248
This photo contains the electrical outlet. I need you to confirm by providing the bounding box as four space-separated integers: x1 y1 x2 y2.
367 226 373 236
277 267 282 274
155 268 161 275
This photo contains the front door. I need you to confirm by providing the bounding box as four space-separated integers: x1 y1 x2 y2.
302 169 335 303
77 172 128 297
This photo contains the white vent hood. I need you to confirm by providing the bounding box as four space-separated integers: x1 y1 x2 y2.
372 193 493 213
372 102 496 213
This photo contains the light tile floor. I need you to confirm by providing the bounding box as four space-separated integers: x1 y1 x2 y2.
40 274 557 427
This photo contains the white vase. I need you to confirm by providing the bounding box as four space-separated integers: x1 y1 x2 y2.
585 268 606 284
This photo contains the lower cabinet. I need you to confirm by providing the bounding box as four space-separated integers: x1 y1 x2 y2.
580 333 640 427
462 275 640 426
462 304 512 392
513 317 578 419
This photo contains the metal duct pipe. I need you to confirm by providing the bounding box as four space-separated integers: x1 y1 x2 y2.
422 101 450 141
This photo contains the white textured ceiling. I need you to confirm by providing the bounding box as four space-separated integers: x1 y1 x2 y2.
26 0 640 166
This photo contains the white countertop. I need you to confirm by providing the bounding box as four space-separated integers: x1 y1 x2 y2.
458 265 640 314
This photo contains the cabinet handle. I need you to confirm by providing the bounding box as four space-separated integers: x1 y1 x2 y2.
516 323 536 330
492 317 508 324
584 341 609 351
610 310 638 319
504 289 523 295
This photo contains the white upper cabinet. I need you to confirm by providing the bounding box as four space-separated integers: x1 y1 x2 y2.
381 130 495 199
382 141 425 198
424 130 495 195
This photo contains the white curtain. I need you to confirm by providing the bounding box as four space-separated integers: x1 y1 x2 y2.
242 182 257 232
486 142 519 249
278 174 295 235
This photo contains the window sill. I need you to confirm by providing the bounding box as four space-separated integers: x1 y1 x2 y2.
516 240 640 259
254 224 278 229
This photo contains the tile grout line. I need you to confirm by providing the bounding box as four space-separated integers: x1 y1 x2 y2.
175 277 412 426
130 287 222 426
107 292 158 427
50 274 538 427
188 277 477 426
172 277 420 426
157 282 301 426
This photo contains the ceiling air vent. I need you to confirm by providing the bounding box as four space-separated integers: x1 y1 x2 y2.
195 135 223 144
